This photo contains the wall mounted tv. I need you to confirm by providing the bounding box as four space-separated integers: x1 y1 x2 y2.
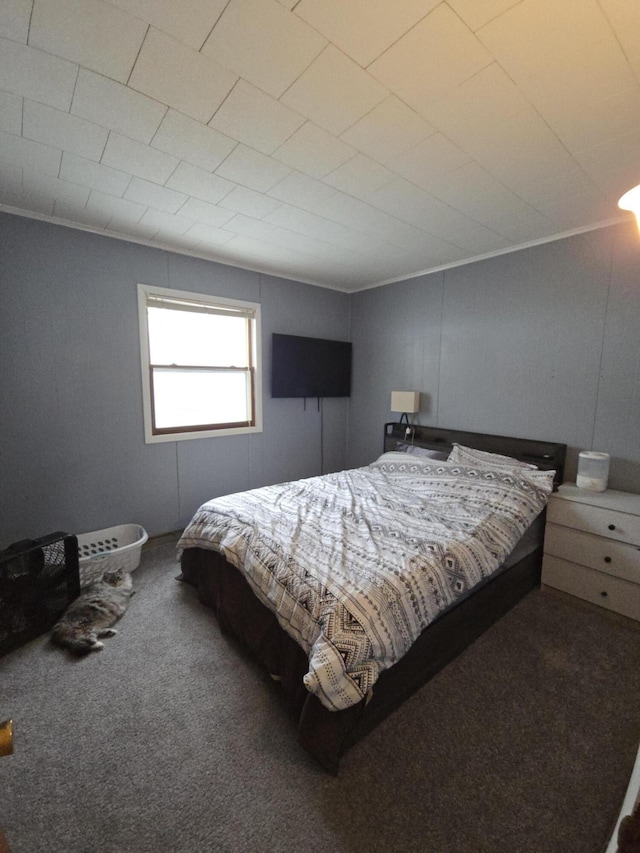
271 333 352 398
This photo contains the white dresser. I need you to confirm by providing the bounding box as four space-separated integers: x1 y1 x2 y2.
541 484 640 621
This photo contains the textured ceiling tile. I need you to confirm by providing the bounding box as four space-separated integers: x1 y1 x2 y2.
443 224 513 254
101 133 179 184
313 189 435 250
30 0 147 83
23 101 108 161
477 0 610 81
572 129 640 196
294 0 439 67
71 69 167 145
129 28 237 124
0 38 78 111
165 162 235 205
22 170 90 206
183 222 235 245
57 200 112 228
363 177 508 253
13 190 53 216
152 231 204 251
340 96 434 164
107 217 158 239
60 152 131 195
323 153 395 196
425 161 552 234
267 171 336 209
538 191 618 231
223 213 278 241
0 161 23 193
363 178 454 234
218 234 315 271
267 226 360 263
177 197 235 228
368 4 492 114
455 110 581 187
0 0 32 42
280 45 388 135
273 122 356 179
209 80 305 155
547 88 640 154
201 0 326 98
2 0 637 289
491 214 557 245
420 62 529 134
123 176 187 212
262 203 381 256
308 219 392 255
264 203 332 236
0 91 23 135
599 0 640 66
0 131 61 177
517 38 638 123
138 208 194 235
386 134 471 192
150 110 236 173
446 0 521 32
86 188 146 223
215 144 291 192
513 169 602 209
106 0 228 49
218 186 281 218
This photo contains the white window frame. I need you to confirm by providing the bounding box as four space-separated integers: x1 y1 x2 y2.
137 283 262 443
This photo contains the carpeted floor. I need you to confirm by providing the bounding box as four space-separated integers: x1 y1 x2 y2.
2 538 639 853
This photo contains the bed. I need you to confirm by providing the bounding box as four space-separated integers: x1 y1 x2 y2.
178 423 566 773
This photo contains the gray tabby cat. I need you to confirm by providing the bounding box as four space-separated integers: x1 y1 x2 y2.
51 567 134 655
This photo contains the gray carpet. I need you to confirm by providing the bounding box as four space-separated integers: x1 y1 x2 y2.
2 538 639 853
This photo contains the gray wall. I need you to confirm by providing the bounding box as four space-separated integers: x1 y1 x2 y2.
0 213 349 547
3 212 639 548
348 221 640 493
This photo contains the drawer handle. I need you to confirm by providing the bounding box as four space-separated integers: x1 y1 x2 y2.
600 591 608 598
604 556 612 564
608 524 616 531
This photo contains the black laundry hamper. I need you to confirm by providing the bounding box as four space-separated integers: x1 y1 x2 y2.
0 532 80 658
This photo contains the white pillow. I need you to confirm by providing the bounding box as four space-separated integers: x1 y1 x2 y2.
447 443 537 471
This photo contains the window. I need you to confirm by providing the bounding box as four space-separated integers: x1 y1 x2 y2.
137 284 262 443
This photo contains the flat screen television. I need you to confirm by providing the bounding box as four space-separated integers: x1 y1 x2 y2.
271 333 352 398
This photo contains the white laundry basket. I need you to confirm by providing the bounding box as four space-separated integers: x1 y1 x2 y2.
77 523 148 587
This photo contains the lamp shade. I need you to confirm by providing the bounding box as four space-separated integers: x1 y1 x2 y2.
390 391 420 413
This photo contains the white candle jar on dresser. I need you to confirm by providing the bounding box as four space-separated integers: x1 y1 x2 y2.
542 484 640 621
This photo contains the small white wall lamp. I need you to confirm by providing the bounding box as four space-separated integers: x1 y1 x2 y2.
618 184 640 231
390 391 420 425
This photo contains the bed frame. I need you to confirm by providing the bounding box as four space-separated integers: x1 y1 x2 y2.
180 424 566 773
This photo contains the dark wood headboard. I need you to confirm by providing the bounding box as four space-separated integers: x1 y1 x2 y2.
384 422 567 490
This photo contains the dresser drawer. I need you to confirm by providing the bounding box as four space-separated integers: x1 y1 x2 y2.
544 524 640 584
547 499 640 546
542 555 640 621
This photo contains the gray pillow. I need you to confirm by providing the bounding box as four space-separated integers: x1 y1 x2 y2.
395 442 448 460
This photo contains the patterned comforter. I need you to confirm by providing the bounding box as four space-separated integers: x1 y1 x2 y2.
177 453 554 711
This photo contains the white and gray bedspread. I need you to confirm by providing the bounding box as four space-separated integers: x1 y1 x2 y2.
177 453 554 711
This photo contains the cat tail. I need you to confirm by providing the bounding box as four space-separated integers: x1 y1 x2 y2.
50 628 103 656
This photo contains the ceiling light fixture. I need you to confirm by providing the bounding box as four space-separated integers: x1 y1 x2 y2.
618 184 640 230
